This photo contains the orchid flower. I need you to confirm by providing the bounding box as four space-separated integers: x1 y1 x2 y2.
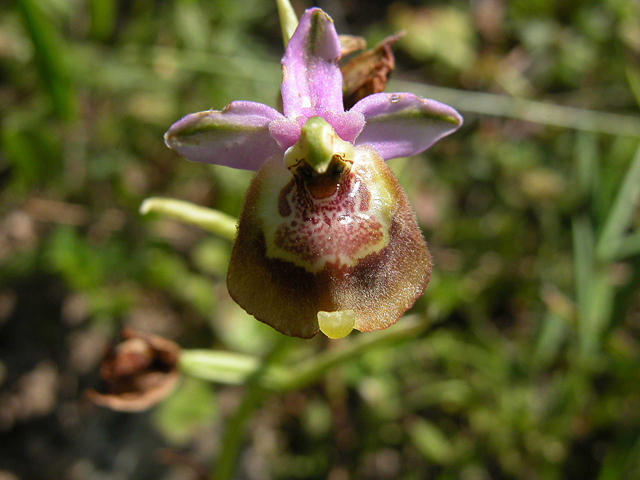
164 8 462 339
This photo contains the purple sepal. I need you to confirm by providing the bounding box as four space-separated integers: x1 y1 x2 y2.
164 101 285 171
268 117 301 151
280 8 345 119
351 93 463 160
323 111 365 144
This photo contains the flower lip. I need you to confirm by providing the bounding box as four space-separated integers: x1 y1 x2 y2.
227 145 433 338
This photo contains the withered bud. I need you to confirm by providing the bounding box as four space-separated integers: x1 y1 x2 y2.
341 33 404 110
88 329 180 412
339 34 368 57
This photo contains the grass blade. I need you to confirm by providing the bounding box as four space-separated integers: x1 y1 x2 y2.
16 0 75 120
596 145 640 262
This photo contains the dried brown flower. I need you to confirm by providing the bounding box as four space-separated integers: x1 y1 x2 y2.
88 329 180 412
341 33 404 110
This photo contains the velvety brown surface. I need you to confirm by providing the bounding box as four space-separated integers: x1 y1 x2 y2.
227 147 431 338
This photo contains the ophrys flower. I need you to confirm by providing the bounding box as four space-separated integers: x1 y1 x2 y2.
165 8 462 338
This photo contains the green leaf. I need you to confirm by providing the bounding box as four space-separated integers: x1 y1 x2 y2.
534 312 568 369
154 378 218 445
625 63 640 110
89 0 116 40
16 0 76 120
409 418 455 464
596 144 640 261
576 132 599 201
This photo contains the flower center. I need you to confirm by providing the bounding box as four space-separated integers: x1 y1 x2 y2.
255 119 393 273
283 116 355 200
284 116 354 172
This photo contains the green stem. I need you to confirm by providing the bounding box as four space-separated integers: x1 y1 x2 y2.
276 0 298 47
212 337 288 480
181 316 428 392
139 197 237 240
89 0 116 41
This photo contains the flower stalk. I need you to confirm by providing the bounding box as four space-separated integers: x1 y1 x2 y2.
276 0 298 46
179 315 427 392
139 197 237 241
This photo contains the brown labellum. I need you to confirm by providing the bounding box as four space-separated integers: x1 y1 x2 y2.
88 329 180 411
227 145 431 339
341 33 404 110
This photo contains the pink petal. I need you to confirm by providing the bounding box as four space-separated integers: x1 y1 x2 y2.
281 8 344 119
351 93 463 160
323 111 365 144
268 117 301 151
269 111 365 151
164 101 285 171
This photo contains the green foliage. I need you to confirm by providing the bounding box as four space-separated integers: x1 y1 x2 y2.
154 378 218 445
15 0 76 119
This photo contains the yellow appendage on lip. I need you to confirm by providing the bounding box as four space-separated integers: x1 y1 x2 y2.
318 310 355 339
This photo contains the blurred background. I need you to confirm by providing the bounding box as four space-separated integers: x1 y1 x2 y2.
2 0 640 479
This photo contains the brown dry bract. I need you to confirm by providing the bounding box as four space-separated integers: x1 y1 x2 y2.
338 34 367 57
88 328 180 412
341 33 404 110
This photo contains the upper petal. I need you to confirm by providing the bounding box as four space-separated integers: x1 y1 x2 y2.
164 101 285 171
323 111 365 144
281 8 344 119
268 117 301 151
351 93 463 160
268 111 365 151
